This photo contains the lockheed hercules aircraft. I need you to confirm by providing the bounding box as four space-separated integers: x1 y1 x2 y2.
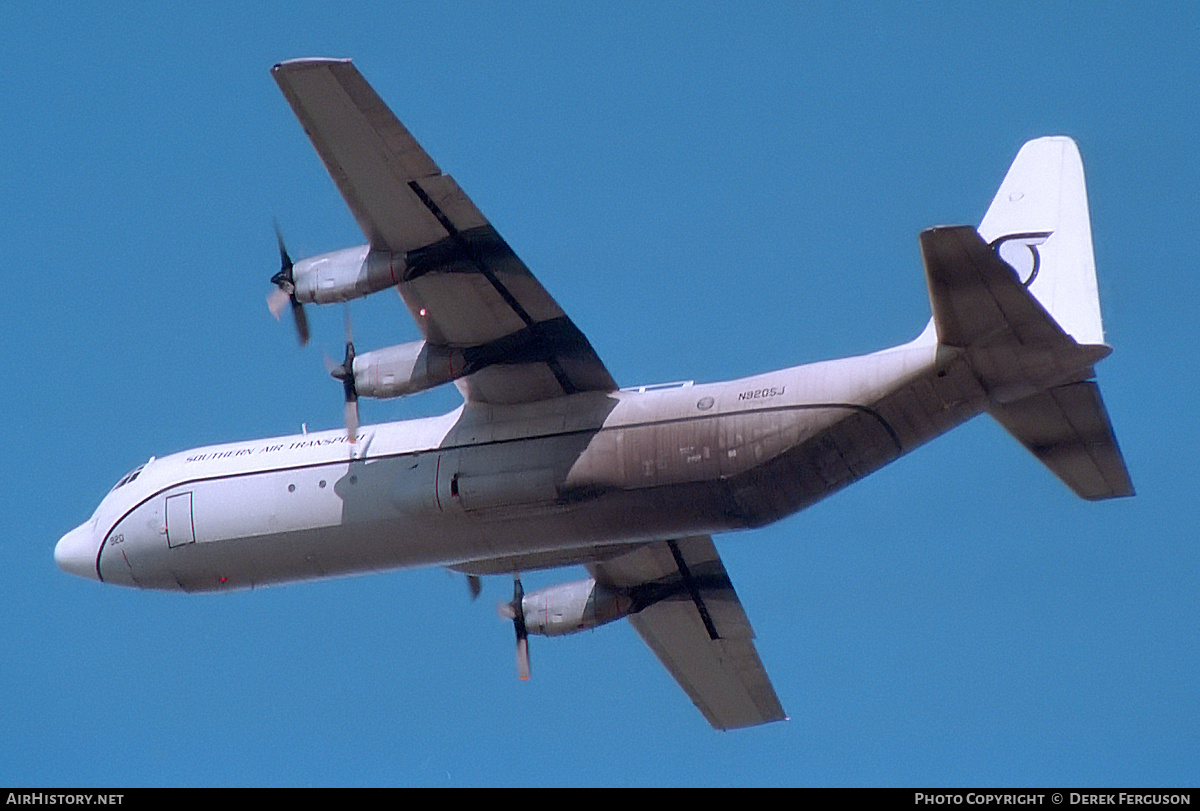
56 59 1132 730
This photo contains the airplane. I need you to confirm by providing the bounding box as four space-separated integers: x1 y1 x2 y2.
55 58 1133 731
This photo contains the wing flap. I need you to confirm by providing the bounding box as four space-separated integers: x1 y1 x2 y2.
590 537 786 730
629 601 784 731
410 173 488 231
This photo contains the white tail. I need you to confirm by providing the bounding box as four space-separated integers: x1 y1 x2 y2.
977 136 1105 346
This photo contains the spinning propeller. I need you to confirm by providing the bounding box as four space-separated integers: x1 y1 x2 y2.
267 223 310 346
267 226 359 442
498 576 531 681
326 311 359 443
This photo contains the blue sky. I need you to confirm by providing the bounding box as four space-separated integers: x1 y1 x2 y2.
3 2 1197 787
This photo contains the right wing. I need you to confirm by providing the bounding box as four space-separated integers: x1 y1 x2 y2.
272 58 617 404
589 536 786 731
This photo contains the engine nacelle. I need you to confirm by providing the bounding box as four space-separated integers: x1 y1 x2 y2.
518 578 634 637
292 245 406 304
352 340 466 399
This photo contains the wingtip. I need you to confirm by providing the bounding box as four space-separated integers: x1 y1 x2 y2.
272 57 353 73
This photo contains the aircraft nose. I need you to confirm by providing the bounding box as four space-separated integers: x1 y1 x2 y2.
55 522 100 581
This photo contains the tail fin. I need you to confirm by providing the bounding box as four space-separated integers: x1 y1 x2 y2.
978 136 1103 346
920 137 1133 500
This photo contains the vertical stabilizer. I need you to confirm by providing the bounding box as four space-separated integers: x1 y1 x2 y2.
978 137 1104 346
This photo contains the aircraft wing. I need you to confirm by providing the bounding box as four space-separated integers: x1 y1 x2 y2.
271 59 617 404
588 536 787 730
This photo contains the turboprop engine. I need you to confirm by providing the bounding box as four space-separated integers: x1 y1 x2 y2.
327 334 467 441
351 340 466 399
498 577 637 680
501 578 634 637
268 236 408 345
269 234 474 436
291 245 403 305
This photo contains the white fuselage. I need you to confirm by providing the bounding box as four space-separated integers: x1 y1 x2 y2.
57 337 985 593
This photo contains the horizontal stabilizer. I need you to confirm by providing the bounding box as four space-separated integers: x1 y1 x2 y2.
920 226 1112 402
989 381 1134 500
921 225 1068 350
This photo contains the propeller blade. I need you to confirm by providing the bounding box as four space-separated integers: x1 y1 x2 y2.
273 218 292 271
512 576 530 681
328 316 357 442
269 222 309 346
516 635 531 682
344 400 359 443
267 287 290 320
291 298 310 347
497 577 531 679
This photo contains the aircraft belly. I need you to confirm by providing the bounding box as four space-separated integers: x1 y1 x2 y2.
723 355 988 525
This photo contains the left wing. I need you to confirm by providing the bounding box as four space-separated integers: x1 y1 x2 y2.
272 58 617 404
589 536 787 731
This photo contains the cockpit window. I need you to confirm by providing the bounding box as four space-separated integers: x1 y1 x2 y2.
111 464 145 491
